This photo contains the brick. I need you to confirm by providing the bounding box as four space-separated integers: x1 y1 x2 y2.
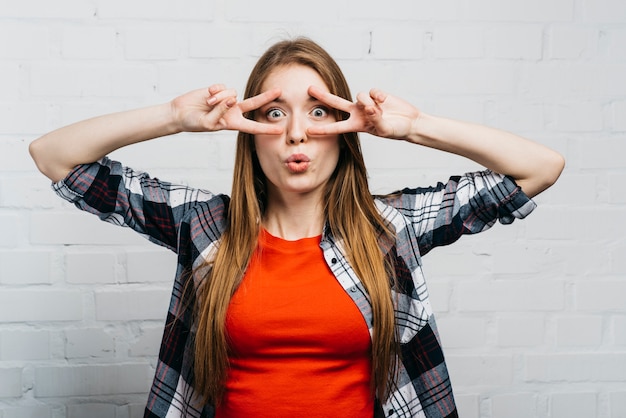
437 317 486 348
67 404 116 418
612 316 626 346
371 26 425 60
549 26 598 59
34 363 150 397
597 65 626 96
61 26 117 60
125 249 176 283
127 403 146 418
544 173 598 206
580 139 626 169
432 98 486 124
0 139 36 172
95 288 170 321
65 251 118 284
525 353 626 382
96 0 214 20
0 24 50 60
583 0 626 23
124 26 181 60
421 240 491 277
485 100 545 132
401 62 520 96
425 281 451 312
0 176 61 209
446 355 514 386
189 25 255 59
224 0 340 21
522 63 599 98
29 211 148 246
612 101 626 131
574 280 626 311
0 64 20 101
0 368 22 397
577 208 626 242
337 0 426 20
610 391 626 418
550 102 604 132
1 406 52 418
0 214 21 248
30 64 112 97
456 280 565 312
608 29 626 62
491 244 560 276
551 392 597 418
0 250 52 285
129 326 164 357
496 316 545 347
0 290 82 323
524 207 579 240
555 316 603 347
454 394 479 418
491 393 536 418
464 0 574 22
432 26 484 59
65 328 115 359
30 63 157 98
0 330 50 361
0 0 95 18
486 25 543 60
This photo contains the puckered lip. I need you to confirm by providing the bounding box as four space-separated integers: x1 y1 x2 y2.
285 153 311 163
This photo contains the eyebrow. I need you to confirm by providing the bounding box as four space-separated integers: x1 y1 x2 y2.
267 95 322 105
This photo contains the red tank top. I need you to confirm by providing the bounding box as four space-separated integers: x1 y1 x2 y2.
215 229 374 418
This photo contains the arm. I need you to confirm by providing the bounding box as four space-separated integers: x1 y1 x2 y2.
308 87 565 198
30 85 283 183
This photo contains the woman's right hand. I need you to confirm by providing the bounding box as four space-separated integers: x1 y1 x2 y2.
171 84 284 135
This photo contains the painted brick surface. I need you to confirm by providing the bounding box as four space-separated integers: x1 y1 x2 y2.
1 1 624 417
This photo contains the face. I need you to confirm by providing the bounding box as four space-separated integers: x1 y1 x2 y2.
254 64 341 203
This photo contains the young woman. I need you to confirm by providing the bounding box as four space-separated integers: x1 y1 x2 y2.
29 38 564 418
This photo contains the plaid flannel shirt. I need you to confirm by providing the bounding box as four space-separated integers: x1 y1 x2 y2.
53 157 536 418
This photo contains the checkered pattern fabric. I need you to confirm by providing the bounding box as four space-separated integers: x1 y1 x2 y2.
53 157 535 418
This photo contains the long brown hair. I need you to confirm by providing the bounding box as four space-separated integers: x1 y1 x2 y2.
193 37 397 405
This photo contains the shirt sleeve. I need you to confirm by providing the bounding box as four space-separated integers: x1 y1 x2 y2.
52 157 216 252
380 170 536 256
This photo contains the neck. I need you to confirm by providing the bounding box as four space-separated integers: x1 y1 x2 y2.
262 192 325 241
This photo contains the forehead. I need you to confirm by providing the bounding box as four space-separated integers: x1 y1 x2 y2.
260 64 330 93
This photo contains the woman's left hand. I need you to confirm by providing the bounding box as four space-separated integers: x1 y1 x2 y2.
306 86 420 140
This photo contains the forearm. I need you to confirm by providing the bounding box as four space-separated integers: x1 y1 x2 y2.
407 113 565 197
30 102 179 183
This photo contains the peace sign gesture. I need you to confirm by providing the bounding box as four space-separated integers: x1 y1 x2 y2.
306 86 420 140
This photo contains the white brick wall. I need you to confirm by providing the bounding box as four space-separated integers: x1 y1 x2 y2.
1 0 624 417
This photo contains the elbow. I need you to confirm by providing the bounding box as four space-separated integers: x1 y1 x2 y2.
29 138 47 175
524 151 566 198
29 137 66 183
544 151 566 189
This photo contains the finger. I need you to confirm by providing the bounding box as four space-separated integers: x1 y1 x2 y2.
237 118 284 135
239 88 281 113
307 119 360 136
369 88 387 104
208 84 227 95
207 88 237 106
308 86 353 112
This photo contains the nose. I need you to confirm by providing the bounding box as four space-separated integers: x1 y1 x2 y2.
286 114 307 145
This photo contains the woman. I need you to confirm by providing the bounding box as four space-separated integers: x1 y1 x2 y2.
29 38 564 418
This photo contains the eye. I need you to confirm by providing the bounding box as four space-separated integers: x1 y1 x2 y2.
266 108 285 120
310 106 328 119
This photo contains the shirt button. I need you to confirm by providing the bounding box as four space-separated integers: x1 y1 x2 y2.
350 286 357 292
331 258 337 264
